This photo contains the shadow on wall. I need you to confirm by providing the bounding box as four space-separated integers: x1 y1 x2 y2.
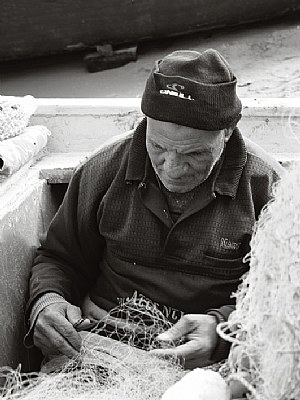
0 177 66 371
0 230 42 371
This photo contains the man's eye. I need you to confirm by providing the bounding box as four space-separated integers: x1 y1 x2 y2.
190 151 203 156
152 142 164 150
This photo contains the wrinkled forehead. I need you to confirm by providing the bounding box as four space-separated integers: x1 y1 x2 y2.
146 118 224 148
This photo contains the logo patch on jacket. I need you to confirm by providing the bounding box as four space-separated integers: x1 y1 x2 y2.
220 237 241 251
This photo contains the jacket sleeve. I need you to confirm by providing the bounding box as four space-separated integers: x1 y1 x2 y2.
207 305 235 362
26 162 106 318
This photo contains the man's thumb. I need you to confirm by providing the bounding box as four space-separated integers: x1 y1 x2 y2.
66 304 83 325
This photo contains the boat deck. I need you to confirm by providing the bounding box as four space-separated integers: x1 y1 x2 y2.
0 97 299 372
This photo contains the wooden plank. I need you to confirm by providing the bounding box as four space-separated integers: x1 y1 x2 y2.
35 152 92 183
29 98 300 156
1 0 299 60
27 98 300 183
34 150 300 185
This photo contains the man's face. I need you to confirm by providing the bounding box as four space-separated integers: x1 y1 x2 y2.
146 118 226 193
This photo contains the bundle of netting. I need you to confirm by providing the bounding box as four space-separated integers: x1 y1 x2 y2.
0 95 37 141
0 294 185 400
218 164 300 400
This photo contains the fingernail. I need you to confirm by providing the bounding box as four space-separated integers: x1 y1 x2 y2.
157 333 170 341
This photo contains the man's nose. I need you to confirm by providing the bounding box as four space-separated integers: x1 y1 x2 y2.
165 150 181 165
165 151 186 176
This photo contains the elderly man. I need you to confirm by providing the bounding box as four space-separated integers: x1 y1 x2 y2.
25 49 283 369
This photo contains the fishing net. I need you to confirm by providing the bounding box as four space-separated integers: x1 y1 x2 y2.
0 96 37 141
218 164 300 400
0 294 185 400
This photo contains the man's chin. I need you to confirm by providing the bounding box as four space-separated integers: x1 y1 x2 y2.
162 175 208 193
162 180 195 194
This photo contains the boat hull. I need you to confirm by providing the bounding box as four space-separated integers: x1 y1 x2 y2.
1 1 300 61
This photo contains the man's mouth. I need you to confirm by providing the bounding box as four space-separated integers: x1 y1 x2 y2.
164 176 186 185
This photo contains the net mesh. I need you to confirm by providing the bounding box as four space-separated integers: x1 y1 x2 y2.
0 294 185 400
0 96 37 141
218 164 300 400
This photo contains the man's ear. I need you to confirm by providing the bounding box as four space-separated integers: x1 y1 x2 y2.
224 127 234 142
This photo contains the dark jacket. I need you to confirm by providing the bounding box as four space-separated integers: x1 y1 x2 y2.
28 118 283 331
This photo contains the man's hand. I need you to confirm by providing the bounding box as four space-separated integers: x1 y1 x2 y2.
149 314 218 370
228 345 251 399
33 302 91 358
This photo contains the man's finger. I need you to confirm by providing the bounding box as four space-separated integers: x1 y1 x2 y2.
54 317 82 352
35 324 80 359
150 346 212 370
149 347 178 357
66 304 83 325
156 315 194 342
86 305 109 321
52 327 81 358
38 311 82 353
229 373 251 399
150 339 200 358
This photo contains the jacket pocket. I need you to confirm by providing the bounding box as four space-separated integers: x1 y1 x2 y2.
201 253 249 280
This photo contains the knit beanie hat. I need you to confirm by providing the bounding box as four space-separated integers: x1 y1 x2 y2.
141 49 242 131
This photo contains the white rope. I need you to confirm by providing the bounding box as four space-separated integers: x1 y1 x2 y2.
0 95 37 141
0 125 51 176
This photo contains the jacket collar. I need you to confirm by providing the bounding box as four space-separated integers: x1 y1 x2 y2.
125 117 148 182
214 126 247 198
125 117 247 198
